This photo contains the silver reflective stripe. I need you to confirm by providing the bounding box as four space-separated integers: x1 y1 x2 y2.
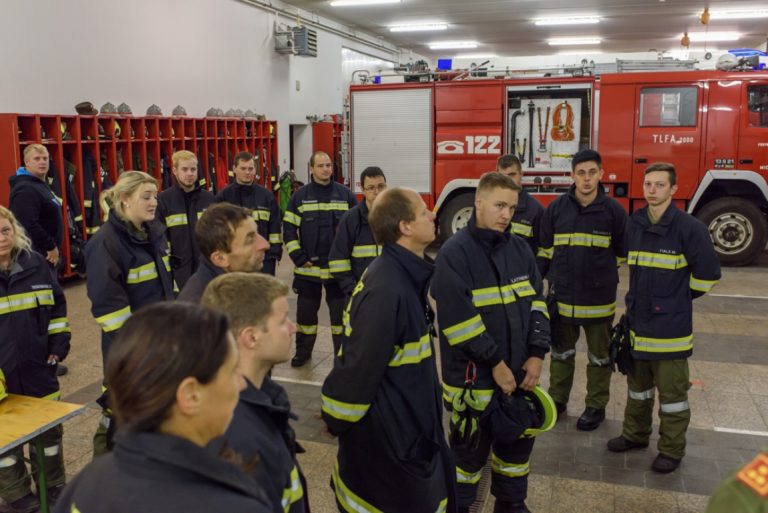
0 456 17 467
551 349 576 360
100 415 111 428
628 388 655 401
660 400 690 413
43 445 60 456
587 352 611 366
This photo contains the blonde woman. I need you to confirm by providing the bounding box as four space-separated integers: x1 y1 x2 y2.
0 206 70 512
84 171 175 456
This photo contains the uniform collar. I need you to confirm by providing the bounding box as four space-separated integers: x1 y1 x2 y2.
108 212 162 244
239 377 293 416
634 202 679 235
566 183 606 209
467 213 510 250
359 200 371 224
383 243 434 293
515 189 531 212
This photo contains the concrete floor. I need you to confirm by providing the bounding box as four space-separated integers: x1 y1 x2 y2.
37 250 768 512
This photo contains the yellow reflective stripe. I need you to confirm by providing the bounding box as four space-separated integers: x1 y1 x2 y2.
74 215 83 222
331 325 343 336
616 256 627 267
627 251 688 270
95 306 132 333
47 317 70 335
332 461 382 513
491 453 530 477
531 300 550 319
286 240 301 254
690 275 718 293
553 232 611 248
0 290 55 315
435 498 448 513
329 259 352 273
510 280 536 297
297 324 318 335
165 214 188 227
126 262 159 284
351 245 380 259
630 330 693 353
86 226 100 234
456 466 482 484
162 255 171 273
510 222 533 237
298 201 349 213
197 211 205 220
269 232 283 244
442 314 486 346
537 246 553 259
389 334 432 367
41 390 62 401
281 465 304 512
252 209 271 222
441 383 494 409
472 286 504 307
83 199 93 208
294 266 332 280
321 394 370 423
284 211 301 226
557 302 615 319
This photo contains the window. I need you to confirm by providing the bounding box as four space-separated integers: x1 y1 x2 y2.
747 85 768 128
639 87 698 127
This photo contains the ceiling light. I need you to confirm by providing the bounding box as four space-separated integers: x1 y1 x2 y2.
329 0 400 6
557 50 604 55
389 23 448 32
707 9 768 20
684 31 740 42
454 53 498 59
534 16 600 26
547 37 602 46
429 41 478 50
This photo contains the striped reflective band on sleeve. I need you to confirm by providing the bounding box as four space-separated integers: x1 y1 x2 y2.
126 262 159 284
285 240 301 254
47 317 71 335
294 266 332 280
510 222 533 238
284 211 301 226
281 465 304 512
329 259 352 273
537 246 554 259
164 213 188 227
617 256 628 267
471 280 535 307
531 300 550 319
95 306 132 333
296 324 318 335
456 466 483 484
630 330 693 353
351 245 380 259
331 325 343 336
269 233 283 244
0 290 54 315
690 275 718 293
298 201 349 213
389 334 432 367
510 281 536 297
321 394 370 423
557 302 616 319
628 388 655 401
162 256 171 273
332 462 383 513
441 383 494 410
252 209 271 221
553 232 611 248
442 314 486 346
435 498 448 513
491 453 530 477
660 400 690 413
627 251 688 270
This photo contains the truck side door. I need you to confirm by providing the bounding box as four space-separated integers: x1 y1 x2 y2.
737 82 768 179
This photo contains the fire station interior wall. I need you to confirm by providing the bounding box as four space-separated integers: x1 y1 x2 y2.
0 0 401 173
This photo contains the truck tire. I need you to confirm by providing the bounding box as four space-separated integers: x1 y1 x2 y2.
438 193 474 241
696 197 768 266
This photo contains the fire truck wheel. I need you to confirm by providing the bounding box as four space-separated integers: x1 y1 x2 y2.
438 193 475 241
696 197 768 266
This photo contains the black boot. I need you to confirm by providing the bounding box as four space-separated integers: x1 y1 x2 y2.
494 500 531 513
576 407 605 431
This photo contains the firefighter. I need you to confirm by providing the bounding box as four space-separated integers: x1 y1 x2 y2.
215 151 282 276
328 166 386 298
495 154 543 256
202 273 309 513
156 150 215 290
321 187 455 513
85 171 176 456
283 151 357 367
537 149 627 431
52 303 273 513
607 162 721 473
0 206 70 513
706 448 768 512
433 173 550 513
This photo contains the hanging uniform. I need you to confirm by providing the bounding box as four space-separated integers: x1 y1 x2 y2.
509 189 544 257
621 203 720 459
433 216 550 508
283 181 356 359
0 250 70 504
223 378 308 513
156 183 215 289
8 171 64 256
328 200 381 298
216 182 283 276
321 244 455 513
536 185 627 412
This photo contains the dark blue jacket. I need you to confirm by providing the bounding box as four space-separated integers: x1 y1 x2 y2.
328 200 380 296
177 257 224 304
510 190 544 257
216 183 283 264
9 172 63 253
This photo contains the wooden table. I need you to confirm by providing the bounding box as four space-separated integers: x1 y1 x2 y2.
1 394 86 513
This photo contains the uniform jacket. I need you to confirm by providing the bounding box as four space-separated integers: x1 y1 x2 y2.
283 181 357 282
321 244 455 513
0 250 70 398
216 183 283 263
328 200 380 296
537 185 628 325
177 257 224 304
53 432 272 513
156 184 216 289
9 171 64 253
81 149 111 235
433 216 550 408
223 378 308 513
84 213 175 363
509 190 544 257
625 204 721 360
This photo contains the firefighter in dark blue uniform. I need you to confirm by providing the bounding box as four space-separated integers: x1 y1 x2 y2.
496 154 544 257
216 151 282 276
202 273 308 513
0 206 70 512
156 150 215 289
433 173 550 513
321 187 455 513
284 151 357 367
608 162 721 473
328 166 386 298
85 171 176 456
537 149 627 431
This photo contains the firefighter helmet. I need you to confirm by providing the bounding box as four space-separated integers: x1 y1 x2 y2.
172 105 187 117
117 102 133 115
75 101 98 115
100 102 117 115
521 386 557 437
146 104 163 116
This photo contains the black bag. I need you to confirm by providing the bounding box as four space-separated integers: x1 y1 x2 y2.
609 314 634 375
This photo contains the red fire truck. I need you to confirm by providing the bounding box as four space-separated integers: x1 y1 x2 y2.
347 67 768 265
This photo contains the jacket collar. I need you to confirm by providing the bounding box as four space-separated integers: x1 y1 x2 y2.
239 377 293 416
108 211 163 245
359 200 371 224
634 202 679 235
566 183 606 210
382 243 434 294
197 256 225 282
467 213 510 250
515 189 531 213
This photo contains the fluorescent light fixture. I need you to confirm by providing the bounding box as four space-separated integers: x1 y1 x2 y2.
429 41 478 50
685 31 740 42
557 50 604 55
454 53 498 59
534 16 600 26
708 9 768 20
548 37 602 46
389 23 448 32
330 0 400 6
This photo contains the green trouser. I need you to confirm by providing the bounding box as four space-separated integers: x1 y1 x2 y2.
92 414 112 458
548 321 612 409
621 358 691 460
0 425 65 503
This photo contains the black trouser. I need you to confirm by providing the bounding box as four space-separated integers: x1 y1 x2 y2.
293 277 345 357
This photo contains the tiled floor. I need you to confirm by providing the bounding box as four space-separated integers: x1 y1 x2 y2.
17 251 768 513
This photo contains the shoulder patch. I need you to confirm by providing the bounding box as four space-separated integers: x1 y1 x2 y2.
737 452 768 498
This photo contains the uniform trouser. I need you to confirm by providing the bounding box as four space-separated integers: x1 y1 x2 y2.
621 358 691 460
92 413 115 458
293 278 345 357
548 321 612 409
451 423 536 507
